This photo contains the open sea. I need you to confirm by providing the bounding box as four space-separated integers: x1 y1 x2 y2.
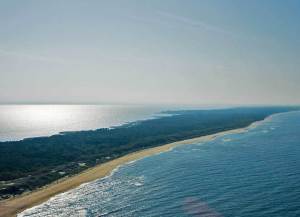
18 111 300 217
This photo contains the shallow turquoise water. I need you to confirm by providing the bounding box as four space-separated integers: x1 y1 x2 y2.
19 111 300 217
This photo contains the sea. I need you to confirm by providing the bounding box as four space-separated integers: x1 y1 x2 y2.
0 104 169 141
17 110 300 217
0 104 227 142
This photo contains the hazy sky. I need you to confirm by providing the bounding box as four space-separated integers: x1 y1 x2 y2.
1 0 300 105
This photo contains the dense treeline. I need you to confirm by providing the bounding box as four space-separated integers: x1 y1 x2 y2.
0 107 298 199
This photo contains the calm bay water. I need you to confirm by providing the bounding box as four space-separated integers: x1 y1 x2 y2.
19 111 300 217
0 105 167 141
0 104 225 142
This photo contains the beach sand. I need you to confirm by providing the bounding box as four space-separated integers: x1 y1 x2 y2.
0 118 267 217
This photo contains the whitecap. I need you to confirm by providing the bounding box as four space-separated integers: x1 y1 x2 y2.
222 138 232 142
134 182 143 187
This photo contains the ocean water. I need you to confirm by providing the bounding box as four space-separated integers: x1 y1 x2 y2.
0 105 167 141
0 104 227 141
19 111 300 217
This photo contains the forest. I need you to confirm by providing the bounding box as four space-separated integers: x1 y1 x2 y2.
0 107 298 200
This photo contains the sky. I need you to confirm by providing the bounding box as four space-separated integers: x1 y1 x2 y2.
0 0 300 105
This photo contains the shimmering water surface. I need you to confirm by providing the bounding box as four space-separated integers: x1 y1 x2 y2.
19 111 300 217
0 105 167 141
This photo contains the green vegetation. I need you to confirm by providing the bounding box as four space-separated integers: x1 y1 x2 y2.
0 107 298 200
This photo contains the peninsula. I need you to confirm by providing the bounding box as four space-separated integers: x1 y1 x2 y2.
0 107 298 216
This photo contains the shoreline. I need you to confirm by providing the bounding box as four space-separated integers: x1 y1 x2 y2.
0 115 273 217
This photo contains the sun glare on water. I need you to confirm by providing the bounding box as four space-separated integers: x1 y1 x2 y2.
15 105 74 125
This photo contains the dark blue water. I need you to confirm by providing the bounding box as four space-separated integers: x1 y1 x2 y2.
19 111 300 217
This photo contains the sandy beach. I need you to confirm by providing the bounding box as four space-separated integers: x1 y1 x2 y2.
0 117 268 217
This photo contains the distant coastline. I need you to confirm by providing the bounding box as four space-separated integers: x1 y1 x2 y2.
0 113 273 217
0 104 166 142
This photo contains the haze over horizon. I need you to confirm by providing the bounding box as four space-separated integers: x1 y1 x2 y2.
1 0 300 105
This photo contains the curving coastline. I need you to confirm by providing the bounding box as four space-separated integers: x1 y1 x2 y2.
0 114 273 217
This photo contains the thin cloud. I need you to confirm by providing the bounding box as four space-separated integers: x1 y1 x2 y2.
0 49 68 64
156 10 240 38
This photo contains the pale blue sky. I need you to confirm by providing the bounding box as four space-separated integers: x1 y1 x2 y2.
1 0 299 105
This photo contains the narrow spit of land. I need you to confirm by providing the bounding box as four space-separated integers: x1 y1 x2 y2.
0 107 298 216
1 123 259 217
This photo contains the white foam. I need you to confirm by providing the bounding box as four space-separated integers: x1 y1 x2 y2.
222 138 232 142
134 182 143 187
